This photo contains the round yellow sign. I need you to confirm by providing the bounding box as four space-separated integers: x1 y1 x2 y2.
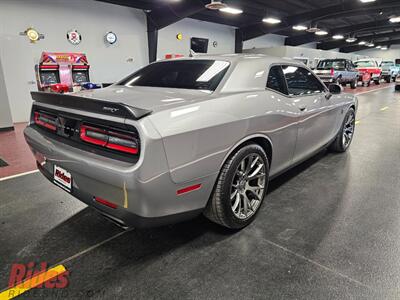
26 28 39 42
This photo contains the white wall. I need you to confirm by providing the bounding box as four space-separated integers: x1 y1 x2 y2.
0 0 148 123
158 18 235 59
0 58 13 129
243 34 286 50
354 45 400 64
244 45 368 62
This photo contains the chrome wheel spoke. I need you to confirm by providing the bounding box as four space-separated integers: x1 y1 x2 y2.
232 192 240 212
248 164 264 179
248 173 265 180
247 186 262 200
245 155 254 175
231 189 238 200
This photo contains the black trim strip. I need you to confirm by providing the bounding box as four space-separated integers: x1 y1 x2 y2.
31 91 152 120
0 126 14 132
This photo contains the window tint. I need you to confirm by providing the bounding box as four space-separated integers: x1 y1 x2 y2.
317 60 345 70
267 66 287 94
118 60 230 91
354 60 376 68
282 65 325 96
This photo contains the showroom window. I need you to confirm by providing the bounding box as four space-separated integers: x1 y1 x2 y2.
282 65 325 96
119 60 230 91
266 66 287 95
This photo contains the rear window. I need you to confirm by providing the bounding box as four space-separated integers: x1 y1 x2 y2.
381 62 394 66
354 61 376 67
317 60 345 70
119 60 230 91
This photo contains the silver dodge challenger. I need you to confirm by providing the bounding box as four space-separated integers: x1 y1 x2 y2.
24 54 357 229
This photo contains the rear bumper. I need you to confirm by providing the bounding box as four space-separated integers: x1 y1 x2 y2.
24 126 215 228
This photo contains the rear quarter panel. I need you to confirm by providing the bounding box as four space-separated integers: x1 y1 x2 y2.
148 91 299 184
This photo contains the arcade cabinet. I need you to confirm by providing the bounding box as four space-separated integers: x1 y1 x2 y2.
35 52 92 93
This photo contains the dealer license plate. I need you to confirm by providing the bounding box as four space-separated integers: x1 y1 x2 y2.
53 165 72 192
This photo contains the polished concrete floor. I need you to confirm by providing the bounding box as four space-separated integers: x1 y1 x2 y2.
1 85 399 299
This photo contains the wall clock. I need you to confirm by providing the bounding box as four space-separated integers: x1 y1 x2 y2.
105 31 117 45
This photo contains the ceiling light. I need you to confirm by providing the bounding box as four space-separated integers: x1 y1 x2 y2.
389 16 400 23
359 0 376 3
367 43 375 47
315 30 328 36
381 46 388 50
376 45 382 48
358 41 366 45
293 25 307 31
346 37 357 43
263 17 281 24
205 0 227 10
219 7 243 14
332 34 344 40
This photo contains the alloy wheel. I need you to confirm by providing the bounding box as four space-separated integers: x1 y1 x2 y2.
230 153 266 220
342 111 355 148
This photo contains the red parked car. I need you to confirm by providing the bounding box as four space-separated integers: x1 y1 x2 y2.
354 59 382 86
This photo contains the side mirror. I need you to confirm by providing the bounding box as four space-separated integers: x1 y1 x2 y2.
328 83 342 94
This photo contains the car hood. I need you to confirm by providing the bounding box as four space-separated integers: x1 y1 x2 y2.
75 85 214 113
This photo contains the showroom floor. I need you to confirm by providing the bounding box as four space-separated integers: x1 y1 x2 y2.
1 83 399 299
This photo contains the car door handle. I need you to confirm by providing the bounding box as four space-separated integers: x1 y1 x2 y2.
299 106 307 111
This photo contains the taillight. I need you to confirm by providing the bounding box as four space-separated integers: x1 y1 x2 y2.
34 111 57 131
80 125 138 154
330 68 335 76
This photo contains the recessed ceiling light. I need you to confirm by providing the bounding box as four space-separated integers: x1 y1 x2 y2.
293 25 307 31
358 41 366 45
315 30 328 36
263 17 281 24
332 34 344 40
376 45 382 48
359 0 376 3
346 37 357 43
389 16 400 23
219 7 243 14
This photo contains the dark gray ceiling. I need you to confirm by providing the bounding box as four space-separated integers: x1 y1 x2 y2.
97 0 400 52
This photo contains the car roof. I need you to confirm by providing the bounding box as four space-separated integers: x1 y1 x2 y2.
158 53 301 67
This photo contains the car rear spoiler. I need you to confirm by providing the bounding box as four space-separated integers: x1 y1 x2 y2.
31 91 152 120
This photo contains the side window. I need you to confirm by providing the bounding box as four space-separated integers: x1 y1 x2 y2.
282 65 325 96
266 66 287 95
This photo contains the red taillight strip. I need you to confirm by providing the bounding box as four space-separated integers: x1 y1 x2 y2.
177 184 202 195
94 197 118 209
80 126 107 147
34 112 57 131
80 125 138 154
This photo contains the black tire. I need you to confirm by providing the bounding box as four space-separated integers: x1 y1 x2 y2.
204 144 269 229
350 79 357 89
374 75 381 85
329 108 356 153
395 85 400 91
385 76 391 83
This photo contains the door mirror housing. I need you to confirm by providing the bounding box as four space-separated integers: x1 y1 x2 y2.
328 83 342 94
